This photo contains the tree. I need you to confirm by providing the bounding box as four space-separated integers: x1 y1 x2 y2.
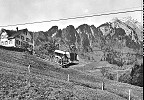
101 67 108 77
119 63 143 87
38 37 58 60
131 63 143 87
100 67 109 90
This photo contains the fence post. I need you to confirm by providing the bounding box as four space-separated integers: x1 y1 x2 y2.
102 82 104 90
67 74 70 82
129 89 131 100
28 65 31 73
27 65 31 87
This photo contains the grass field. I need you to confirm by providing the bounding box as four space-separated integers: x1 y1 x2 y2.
0 48 143 100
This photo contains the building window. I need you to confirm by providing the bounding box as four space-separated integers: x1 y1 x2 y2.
21 36 24 40
24 31 27 35
5 41 8 45
16 40 20 45
21 42 23 46
1 35 4 39
1 41 4 45
1 35 6 39
1 32 8 39
16 40 18 44
19 41 21 45
26 38 30 42
9 40 13 44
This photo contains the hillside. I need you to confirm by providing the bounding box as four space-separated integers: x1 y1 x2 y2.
0 48 143 100
32 17 143 88
0 17 143 99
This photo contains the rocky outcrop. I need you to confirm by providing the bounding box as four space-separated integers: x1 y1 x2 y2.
34 17 142 63
76 24 94 52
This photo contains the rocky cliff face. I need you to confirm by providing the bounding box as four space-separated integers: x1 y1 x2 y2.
34 17 143 64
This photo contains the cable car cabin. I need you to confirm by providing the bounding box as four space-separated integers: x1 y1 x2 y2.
54 50 79 68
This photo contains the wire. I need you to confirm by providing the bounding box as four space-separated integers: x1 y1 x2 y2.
0 9 143 27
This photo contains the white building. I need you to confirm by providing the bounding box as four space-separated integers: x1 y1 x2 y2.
0 28 33 50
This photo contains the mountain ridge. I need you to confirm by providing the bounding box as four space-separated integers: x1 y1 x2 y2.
34 17 143 65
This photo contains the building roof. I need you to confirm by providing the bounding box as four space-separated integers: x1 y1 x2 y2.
54 50 69 55
0 28 28 39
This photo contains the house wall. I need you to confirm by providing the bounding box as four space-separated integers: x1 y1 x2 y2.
15 31 33 50
0 30 33 50
0 31 16 47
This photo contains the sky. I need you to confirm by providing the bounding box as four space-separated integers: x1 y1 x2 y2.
0 0 143 31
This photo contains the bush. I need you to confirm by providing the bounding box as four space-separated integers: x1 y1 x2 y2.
131 64 143 87
106 73 116 80
119 63 143 87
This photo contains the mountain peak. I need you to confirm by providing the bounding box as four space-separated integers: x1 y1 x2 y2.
34 17 142 55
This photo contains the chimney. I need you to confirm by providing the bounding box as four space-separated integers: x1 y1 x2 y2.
16 27 18 31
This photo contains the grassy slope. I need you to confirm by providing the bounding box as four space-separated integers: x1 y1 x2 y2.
72 61 133 80
0 48 143 100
